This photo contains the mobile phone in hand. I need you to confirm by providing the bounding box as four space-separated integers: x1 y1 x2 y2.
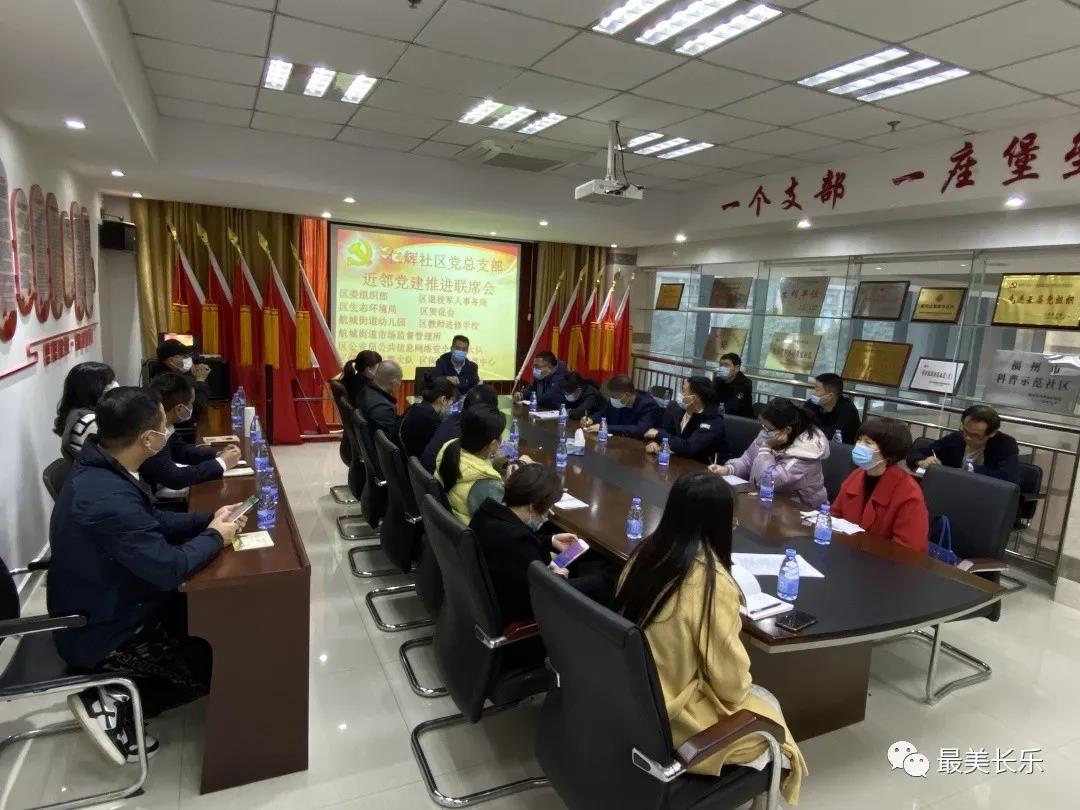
551 538 590 569
226 494 260 523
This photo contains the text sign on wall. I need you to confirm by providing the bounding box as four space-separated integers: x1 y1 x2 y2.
909 357 967 395
841 339 912 388
911 287 966 324
774 276 829 317
703 327 748 362
985 350 1080 415
992 274 1080 329
852 280 909 321
764 331 821 375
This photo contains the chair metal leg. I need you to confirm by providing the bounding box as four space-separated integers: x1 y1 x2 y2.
348 543 397 578
337 514 378 541
999 573 1028 595
366 584 433 632
330 485 357 504
410 704 549 807
904 625 992 705
399 636 447 698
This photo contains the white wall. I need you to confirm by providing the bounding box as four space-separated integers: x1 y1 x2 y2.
98 195 142 385
0 113 100 571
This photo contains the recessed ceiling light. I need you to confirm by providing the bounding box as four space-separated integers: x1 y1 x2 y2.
342 75 377 104
829 58 940 95
1005 194 1026 209
875 266 883 270
674 232 687 243
518 112 566 134
539 220 549 227
65 118 86 130
658 141 713 159
637 0 738 46
110 169 125 177
321 210 332 218
625 132 665 149
460 99 503 125
489 107 535 130
131 191 142 198
611 243 619 248
636 137 689 156
303 66 336 97
796 218 811 229
489 231 498 236
263 58 293 91
798 48 909 87
594 0 673 35
856 67 969 102
676 4 781 56
343 196 355 203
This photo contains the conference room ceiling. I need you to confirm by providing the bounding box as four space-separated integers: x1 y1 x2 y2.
125 0 1080 194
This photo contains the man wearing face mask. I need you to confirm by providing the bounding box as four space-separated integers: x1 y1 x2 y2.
559 372 607 420
644 375 728 462
805 373 862 444
712 352 754 419
514 351 568 409
580 375 662 439
151 339 211 428
908 404 1019 484
48 387 246 764
358 360 404 441
434 335 481 395
140 373 242 493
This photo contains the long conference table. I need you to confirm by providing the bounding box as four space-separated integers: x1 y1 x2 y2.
514 408 1004 741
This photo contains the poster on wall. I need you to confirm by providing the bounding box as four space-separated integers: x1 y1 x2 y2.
909 357 967 395
46 192 63 319
29 185 50 322
655 282 684 310
703 327 748 362
707 277 752 309
61 211 75 308
86 256 95 316
911 287 966 324
763 331 822 375
11 187 33 315
81 207 93 315
852 280 909 320
991 274 1080 329
985 350 1080 415
841 339 912 387
773 276 829 317
0 158 15 341
72 201 85 319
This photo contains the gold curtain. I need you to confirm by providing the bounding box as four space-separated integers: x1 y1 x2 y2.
534 242 608 324
132 198 301 356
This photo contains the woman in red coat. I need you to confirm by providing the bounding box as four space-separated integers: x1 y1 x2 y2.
831 417 929 553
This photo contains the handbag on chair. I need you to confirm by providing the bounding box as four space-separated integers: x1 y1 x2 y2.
928 515 959 566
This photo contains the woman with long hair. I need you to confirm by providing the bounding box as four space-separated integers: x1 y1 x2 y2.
341 349 382 407
616 472 806 805
54 361 117 460
435 404 508 523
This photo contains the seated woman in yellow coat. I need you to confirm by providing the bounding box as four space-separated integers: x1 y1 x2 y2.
615 472 807 805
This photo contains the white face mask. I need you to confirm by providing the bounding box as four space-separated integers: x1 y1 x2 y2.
180 356 194 373
104 380 120 392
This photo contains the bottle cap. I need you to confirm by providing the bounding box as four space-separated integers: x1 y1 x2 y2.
632 496 641 504
786 548 796 555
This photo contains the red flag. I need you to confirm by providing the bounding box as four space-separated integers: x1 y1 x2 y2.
586 286 615 378
556 273 584 360
567 280 598 374
199 224 233 370
260 237 303 444
169 231 204 339
229 232 264 419
611 282 633 378
515 283 561 389
295 245 341 379
293 243 339 435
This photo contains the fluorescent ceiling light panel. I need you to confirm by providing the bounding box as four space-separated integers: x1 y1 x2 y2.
264 58 293 91
856 67 969 101
798 48 908 87
594 0 673 35
303 67 336 97
658 141 713 159
519 112 567 134
637 0 737 46
635 137 689 155
342 74 377 103
829 58 940 95
459 99 503 124
489 106 535 130
676 4 781 56
625 132 665 149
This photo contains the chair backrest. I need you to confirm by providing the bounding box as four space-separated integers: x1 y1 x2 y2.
922 465 1019 560
821 441 855 502
527 562 680 810
408 455 449 510
374 429 422 572
352 410 387 527
752 401 767 419
42 457 72 503
414 365 438 394
330 384 353 466
648 385 672 403
0 558 21 624
1016 460 1043 524
407 456 447 616
723 414 760 461
911 436 936 456
419 494 503 722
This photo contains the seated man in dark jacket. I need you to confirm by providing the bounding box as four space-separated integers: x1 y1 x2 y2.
713 352 754 418
358 360 403 441
580 374 661 439
48 387 246 764
908 404 1020 484
805 372 862 444
141 372 241 493
398 376 456 460
644 375 728 462
560 372 607 420
434 334 480 395
148 339 212 426
421 383 498 472
514 351 568 409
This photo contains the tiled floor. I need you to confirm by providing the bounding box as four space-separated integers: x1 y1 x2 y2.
2 442 1079 809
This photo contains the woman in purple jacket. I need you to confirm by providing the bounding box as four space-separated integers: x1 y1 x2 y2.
709 398 830 508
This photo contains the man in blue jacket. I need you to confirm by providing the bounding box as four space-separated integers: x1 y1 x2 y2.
48 387 246 765
580 375 662 439
513 351 568 409
908 404 1020 484
434 334 481 395
644 375 728 462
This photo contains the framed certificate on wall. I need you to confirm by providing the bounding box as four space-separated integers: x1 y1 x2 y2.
707 277 752 309
655 282 684 311
909 357 967 395
763 332 822 375
841 339 912 388
992 273 1080 329
852 280 909 321
911 287 966 324
703 327 748 362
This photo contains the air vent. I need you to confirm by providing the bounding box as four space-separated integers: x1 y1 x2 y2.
457 138 592 173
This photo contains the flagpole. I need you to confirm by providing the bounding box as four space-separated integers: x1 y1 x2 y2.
228 228 263 309
197 222 233 306
512 270 565 393
596 272 620 321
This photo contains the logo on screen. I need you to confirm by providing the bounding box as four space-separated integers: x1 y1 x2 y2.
345 238 374 269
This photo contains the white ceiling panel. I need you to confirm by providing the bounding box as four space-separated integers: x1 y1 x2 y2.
337 128 423 151
802 0 1015 41
990 47 1080 96
346 107 448 139
365 82 481 122
737 156 816 176
582 150 653 171
255 90 357 124
533 33 686 91
634 160 710 180
944 98 1079 133
580 95 698 130
719 85 856 126
538 116 620 147
660 179 716 193
135 37 265 85
700 14 881 81
269 16 406 77
799 105 932 140
146 70 256 109
729 128 840 155
158 97 252 127
480 0 619 27
860 121 970 150
876 75 1037 119
389 46 520 97
124 0 271 57
1061 91 1080 106
671 112 774 144
633 61 778 110
417 0 574 68
217 0 275 8
496 72 618 116
545 164 599 182
427 122 502 146
698 169 760 187
678 144 773 168
909 0 1080 71
791 141 886 164
276 0 440 40
411 141 466 158
252 111 340 139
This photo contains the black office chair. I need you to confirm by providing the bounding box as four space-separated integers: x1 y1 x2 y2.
821 441 855 502
751 401 767 419
366 431 432 633
328 379 355 498
334 394 376 542
348 411 394 578
890 465 1021 704
649 385 673 405
42 457 72 502
413 366 438 401
911 436 936 457
411 494 549 807
526 562 784 810
722 415 760 461
1015 460 1043 528
0 557 151 808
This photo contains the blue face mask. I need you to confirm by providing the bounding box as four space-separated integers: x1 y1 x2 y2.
565 392 580 402
809 394 822 407
759 428 776 440
717 366 733 381
851 443 877 470
610 397 626 410
451 349 467 364
533 367 544 380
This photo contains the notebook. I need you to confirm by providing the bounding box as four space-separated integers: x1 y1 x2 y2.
730 564 793 621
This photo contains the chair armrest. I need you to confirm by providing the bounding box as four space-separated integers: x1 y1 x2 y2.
675 709 785 769
959 557 1009 574
0 613 86 640
8 557 52 577
473 620 540 650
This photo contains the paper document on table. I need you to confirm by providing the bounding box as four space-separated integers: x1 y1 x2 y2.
730 564 792 620
722 475 749 486
554 492 588 510
233 530 274 551
529 410 561 420
732 553 824 579
800 511 864 535
223 466 255 478
203 434 240 444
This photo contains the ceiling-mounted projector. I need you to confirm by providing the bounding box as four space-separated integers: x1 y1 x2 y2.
574 121 644 206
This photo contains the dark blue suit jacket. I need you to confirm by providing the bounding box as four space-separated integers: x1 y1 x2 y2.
657 403 728 462
434 352 480 395
589 391 662 439
908 430 1020 484
521 361 569 409
138 430 222 491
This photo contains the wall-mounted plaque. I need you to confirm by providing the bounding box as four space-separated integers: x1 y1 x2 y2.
774 276 829 317
763 331 822 375
0 158 15 342
985 350 1080 415
46 192 63 319
86 256 95 316
703 327 748 362
911 287 966 324
992 274 1080 329
841 339 912 388
72 201 85 320
909 357 967 395
707 276 752 309
61 211 75 308
81 207 94 314
852 280 909 321
12 188 33 316
655 282 684 310
29 185 49 322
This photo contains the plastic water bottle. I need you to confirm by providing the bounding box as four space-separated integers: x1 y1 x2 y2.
718 402 725 415
598 417 609 443
833 429 843 443
658 437 671 469
230 391 243 434
626 497 644 542
529 391 538 413
257 466 278 529
777 549 800 602
558 403 568 431
963 456 975 473
759 466 775 504
506 418 520 459
813 503 833 546
253 437 270 473
249 414 262 443
555 432 568 470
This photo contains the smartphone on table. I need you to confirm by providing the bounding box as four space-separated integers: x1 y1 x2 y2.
775 610 817 633
551 537 590 569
